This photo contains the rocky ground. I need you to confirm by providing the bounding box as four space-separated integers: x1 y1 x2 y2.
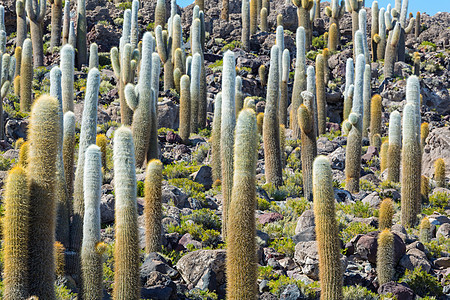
0 0 449 299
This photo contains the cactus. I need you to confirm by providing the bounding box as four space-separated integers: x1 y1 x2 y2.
379 198 394 230
235 76 244 117
345 54 365 193
419 217 431 244
195 0 204 10
384 23 401 79
190 53 202 133
144 159 163 253
14 46 22 79
62 0 70 45
221 0 229 20
76 0 87 67
343 58 354 120
434 158 446 188
292 0 314 50
148 52 161 162
89 43 99 70
72 69 101 272
68 21 76 48
276 26 284 86
191 18 207 129
81 145 103 300
387 110 401 182
242 0 250 50
362 64 371 137
306 65 318 136
54 241 65 277
220 51 236 238
260 7 268 32
18 141 29 167
3 166 30 300
280 49 290 127
325 0 345 49
316 53 326 135
298 92 317 201
0 53 15 137
250 0 258 34
155 0 166 29
369 94 382 145
27 95 60 299
375 8 386 60
60 44 75 113
96 134 107 170
16 0 27 48
348 0 363 47
256 112 264 135
113 127 140 300
130 0 139 49
420 122 428 150
211 93 222 182
380 140 389 173
25 0 46 67
421 175 429 204
263 0 270 15
371 1 379 61
377 229 394 286
179 75 191 144
124 32 154 167
263 45 283 187
226 108 258 300
313 156 343 299
259 64 267 86
415 11 421 38
413 52 420 76
63 111 75 204
20 39 33 112
328 23 338 51
291 27 306 139
49 0 63 50
277 14 283 27
358 9 370 64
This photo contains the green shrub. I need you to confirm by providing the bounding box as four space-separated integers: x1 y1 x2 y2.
337 201 374 218
340 222 377 243
257 197 271 211
423 237 450 260
137 181 145 197
267 275 319 298
201 229 221 247
286 197 311 218
259 265 279 281
312 34 326 49
221 40 242 52
164 162 201 179
360 179 376 191
399 267 443 297
186 288 219 300
269 237 295 258
168 178 206 204
192 143 210 164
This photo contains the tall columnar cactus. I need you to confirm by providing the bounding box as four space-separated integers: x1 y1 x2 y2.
20 39 33 112
362 64 371 137
263 45 283 187
61 44 75 113
63 111 75 204
62 0 70 45
221 0 229 20
210 94 224 183
379 198 394 230
260 7 268 32
155 24 175 92
328 23 338 51
250 0 258 35
81 145 103 300
298 91 317 201
415 11 421 38
155 0 166 29
68 20 76 49
345 54 365 193
280 49 290 127
343 58 354 120
130 0 140 49
380 140 389 172
316 53 326 135
384 23 401 79
76 0 87 67
375 7 386 60
292 0 314 51
242 0 250 50
16 0 27 48
0 53 15 137
96 134 107 170
421 175 429 203
125 32 154 167
369 94 382 146
144 159 163 253
190 53 202 133
147 52 161 162
371 1 379 61
28 95 60 300
18 141 29 167
72 69 101 270
358 9 370 64
179 74 191 144
226 108 258 300
377 229 394 286
420 123 429 151
413 52 420 76
220 51 236 238
3 166 30 300
313 156 343 299
26 0 46 67
50 0 63 50
276 26 284 85
89 43 99 70
419 217 431 244
235 76 244 117
434 158 446 188
325 0 345 49
112 126 139 300
306 65 318 136
291 27 306 139
14 46 22 80
348 0 363 52
387 110 401 182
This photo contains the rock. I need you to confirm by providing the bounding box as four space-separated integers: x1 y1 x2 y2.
317 137 339 155
196 268 218 291
191 166 213 190
434 257 450 268
361 146 378 163
428 212 450 225
279 257 296 271
379 189 401 201
5 119 28 140
258 212 284 225
334 188 353 202
378 281 415 300
294 210 315 234
141 252 178 283
362 192 382 208
141 285 174 300
355 231 406 264
294 241 319 280
399 248 432 273
280 284 301 300
437 223 450 239
158 100 179 129
259 279 270 293
176 250 226 288
329 147 346 170
260 292 278 300
166 131 182 144
100 194 115 224
292 226 316 244
422 127 450 178
162 183 188 208
178 233 202 250
256 230 270 247
2 149 19 160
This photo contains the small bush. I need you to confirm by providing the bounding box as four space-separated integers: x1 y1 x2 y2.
257 197 271 211
337 201 374 218
340 222 377 243
269 237 295 258
399 267 443 297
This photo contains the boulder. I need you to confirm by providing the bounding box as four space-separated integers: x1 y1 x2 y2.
399 248 433 273
422 127 450 178
355 231 406 264
294 210 315 234
437 223 450 239
378 281 415 300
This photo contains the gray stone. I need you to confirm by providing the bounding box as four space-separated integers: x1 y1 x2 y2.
158 99 179 129
292 226 316 243
329 147 346 170
422 127 450 178
280 284 301 300
100 194 115 224
399 248 432 273
294 210 315 234
259 279 270 293
437 223 450 239
362 192 382 208
191 165 213 190
434 257 450 268
378 281 415 300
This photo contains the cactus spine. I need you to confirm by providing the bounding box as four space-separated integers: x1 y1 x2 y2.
235 76 244 117
325 0 344 49
345 54 365 193
250 0 258 35
147 52 161 162
280 49 290 127
263 45 283 187
81 145 103 300
61 44 75 113
291 27 306 139
211 93 222 182
226 108 258 300
112 127 139 300
362 64 371 137
387 111 401 182
292 0 314 50
371 1 379 61
89 43 99 70
369 95 382 146
358 9 370 64
261 7 268 32
242 0 250 50
220 51 236 239
380 140 389 173
62 0 70 45
179 74 191 144
343 58 354 120
76 0 87 67
25 0 46 67
16 0 27 48
63 111 75 204
419 217 431 244
190 53 202 133
313 156 343 299
377 229 395 286
144 159 163 253
4 166 30 300
434 158 446 188
316 53 326 135
155 0 166 29
379 198 394 230
376 8 386 60
384 23 401 79
27 95 60 300
50 0 63 50
20 39 33 112
298 91 317 201
96 134 107 171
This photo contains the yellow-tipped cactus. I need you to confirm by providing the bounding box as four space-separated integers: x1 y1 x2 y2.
380 140 389 173
3 166 30 300
211 93 222 182
179 74 191 144
316 53 326 135
328 23 338 51
260 7 268 32
257 112 264 135
387 111 401 182
434 158 446 188
155 0 166 30
28 95 60 299
250 0 257 34
379 198 394 230
20 39 33 112
96 134 107 170
292 0 314 50
420 122 429 150
226 108 258 300
419 217 431 244
377 229 394 286
144 159 163 253
369 94 382 146
259 64 267 87
18 140 29 167
313 156 343 299
54 241 65 277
